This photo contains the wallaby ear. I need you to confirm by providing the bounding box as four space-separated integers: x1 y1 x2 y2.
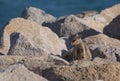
75 34 81 39
79 34 82 38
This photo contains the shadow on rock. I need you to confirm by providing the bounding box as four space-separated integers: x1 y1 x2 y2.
78 28 100 39
103 15 120 40
42 18 65 37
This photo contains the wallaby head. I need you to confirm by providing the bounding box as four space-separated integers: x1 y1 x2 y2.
70 34 82 46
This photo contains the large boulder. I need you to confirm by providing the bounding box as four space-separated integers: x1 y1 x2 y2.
0 64 48 81
43 13 107 38
8 32 48 56
0 55 69 76
3 18 67 56
83 34 120 61
22 7 56 25
43 58 120 81
100 3 120 22
76 14 108 33
43 15 90 37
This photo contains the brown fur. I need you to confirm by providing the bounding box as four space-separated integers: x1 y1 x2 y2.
63 34 92 61
71 34 92 60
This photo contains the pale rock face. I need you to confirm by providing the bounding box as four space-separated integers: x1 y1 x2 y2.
4 18 41 41
22 7 56 24
100 3 120 22
0 30 10 55
76 11 108 33
0 64 48 81
8 32 49 56
76 10 98 18
77 14 108 33
83 34 120 61
3 18 67 56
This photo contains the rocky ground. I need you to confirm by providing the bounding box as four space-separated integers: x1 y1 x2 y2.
0 4 120 81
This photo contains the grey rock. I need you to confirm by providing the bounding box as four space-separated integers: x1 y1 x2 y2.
59 15 89 37
83 34 120 61
8 32 49 56
22 7 56 24
43 58 120 81
43 15 90 37
0 55 69 75
0 64 48 81
4 18 67 56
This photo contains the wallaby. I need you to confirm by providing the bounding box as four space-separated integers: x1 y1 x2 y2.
70 34 92 60
63 34 92 62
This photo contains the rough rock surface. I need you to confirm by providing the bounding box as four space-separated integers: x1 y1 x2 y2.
8 32 48 56
0 64 48 81
75 10 108 33
83 34 120 61
58 15 89 37
0 30 10 55
76 14 108 33
100 3 120 22
43 15 90 37
3 18 67 55
43 58 120 81
0 55 69 74
43 13 107 38
22 7 56 24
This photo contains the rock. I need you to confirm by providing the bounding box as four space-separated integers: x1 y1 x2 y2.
0 30 10 55
43 15 90 37
100 3 120 22
3 18 67 56
0 64 48 81
76 10 98 18
22 7 56 25
76 14 108 33
101 4 120 40
59 15 90 37
83 34 120 61
43 58 120 81
0 55 69 75
16 55 69 75
103 15 120 40
43 12 107 38
8 32 48 56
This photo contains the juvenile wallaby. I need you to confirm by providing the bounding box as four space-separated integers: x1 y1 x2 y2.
70 34 92 61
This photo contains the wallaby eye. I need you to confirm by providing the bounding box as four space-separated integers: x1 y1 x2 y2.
72 39 76 43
